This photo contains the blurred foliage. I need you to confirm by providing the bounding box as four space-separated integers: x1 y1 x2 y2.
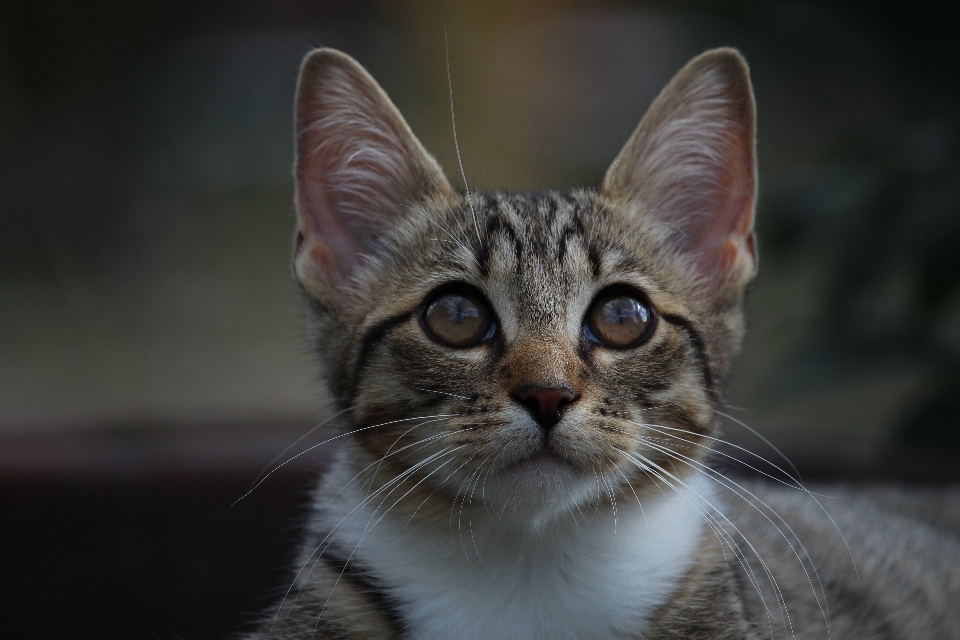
1 0 959 455
762 124 960 448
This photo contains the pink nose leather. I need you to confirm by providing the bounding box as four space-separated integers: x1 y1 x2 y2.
513 387 578 430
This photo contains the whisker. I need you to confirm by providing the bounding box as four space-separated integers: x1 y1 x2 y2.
633 437 831 634
616 450 762 579
406 442 494 524
362 416 453 497
426 176 469 245
400 202 479 266
272 445 453 633
614 447 787 637
620 421 831 497
313 448 463 629
598 467 619 542
242 407 352 500
452 466 479 559
415 387 473 400
235 412 458 505
630 438 830 636
714 409 859 581
612 465 648 531
420 193 468 248
364 451 464 535
320 417 466 506
273 423 478 629
466 458 492 565
458 463 496 552
444 29 481 244
714 409 803 481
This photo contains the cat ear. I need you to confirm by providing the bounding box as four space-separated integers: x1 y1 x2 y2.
293 49 454 299
601 48 757 305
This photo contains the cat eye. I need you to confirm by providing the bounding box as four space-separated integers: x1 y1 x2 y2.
422 290 495 348
584 290 655 349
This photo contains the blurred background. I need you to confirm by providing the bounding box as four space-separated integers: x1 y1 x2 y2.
2 0 958 638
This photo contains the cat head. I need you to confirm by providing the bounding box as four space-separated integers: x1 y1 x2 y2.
293 48 756 525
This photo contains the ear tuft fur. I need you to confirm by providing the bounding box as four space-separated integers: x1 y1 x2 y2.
293 49 454 299
602 48 757 306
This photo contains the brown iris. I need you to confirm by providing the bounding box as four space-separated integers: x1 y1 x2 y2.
422 291 494 347
585 291 654 348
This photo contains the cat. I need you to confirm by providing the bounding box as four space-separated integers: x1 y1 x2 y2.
244 47 960 639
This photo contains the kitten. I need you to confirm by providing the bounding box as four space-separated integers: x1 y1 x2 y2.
246 47 960 639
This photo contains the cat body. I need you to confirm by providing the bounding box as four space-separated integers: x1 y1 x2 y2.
246 47 960 639
260 470 960 639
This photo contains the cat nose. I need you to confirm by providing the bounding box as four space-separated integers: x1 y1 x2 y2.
512 386 578 430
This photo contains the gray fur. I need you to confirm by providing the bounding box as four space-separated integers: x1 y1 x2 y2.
645 484 960 639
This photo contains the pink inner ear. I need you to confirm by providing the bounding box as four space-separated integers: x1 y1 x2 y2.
295 163 364 284
689 167 754 273
602 50 758 301
292 53 435 290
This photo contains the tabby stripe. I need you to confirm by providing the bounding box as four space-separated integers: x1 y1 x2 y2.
532 194 558 227
660 313 717 403
556 218 585 265
352 312 414 393
586 242 602 278
477 213 522 276
319 542 409 637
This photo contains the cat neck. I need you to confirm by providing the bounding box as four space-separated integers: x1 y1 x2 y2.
313 447 712 640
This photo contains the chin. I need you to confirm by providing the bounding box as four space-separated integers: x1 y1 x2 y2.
483 451 598 527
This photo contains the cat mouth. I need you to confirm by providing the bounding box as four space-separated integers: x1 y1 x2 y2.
509 448 572 474
489 447 593 513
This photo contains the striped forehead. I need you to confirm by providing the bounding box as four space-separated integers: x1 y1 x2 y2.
469 192 601 332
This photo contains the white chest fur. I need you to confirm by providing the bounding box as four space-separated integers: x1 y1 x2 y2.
315 458 710 640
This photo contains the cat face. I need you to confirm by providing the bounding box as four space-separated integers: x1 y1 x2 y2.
293 49 757 525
